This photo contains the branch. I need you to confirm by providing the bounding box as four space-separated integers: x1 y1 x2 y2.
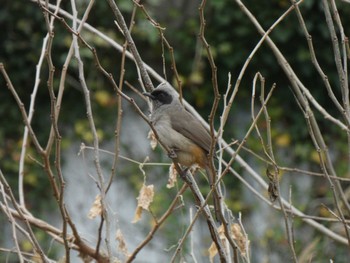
105 0 153 91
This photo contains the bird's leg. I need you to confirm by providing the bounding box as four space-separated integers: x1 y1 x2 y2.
178 166 190 181
168 148 178 159
182 167 190 175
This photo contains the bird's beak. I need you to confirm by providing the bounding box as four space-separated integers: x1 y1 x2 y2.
143 92 155 100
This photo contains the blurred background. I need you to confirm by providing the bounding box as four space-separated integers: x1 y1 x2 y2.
1 0 350 262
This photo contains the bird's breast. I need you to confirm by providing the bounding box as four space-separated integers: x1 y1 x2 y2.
152 116 207 168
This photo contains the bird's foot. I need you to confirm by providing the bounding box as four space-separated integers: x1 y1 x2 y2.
168 149 178 159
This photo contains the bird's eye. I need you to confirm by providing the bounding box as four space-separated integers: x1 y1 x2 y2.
151 90 172 104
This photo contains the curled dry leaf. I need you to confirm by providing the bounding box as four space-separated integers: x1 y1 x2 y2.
231 223 249 256
148 130 157 150
266 167 279 202
132 206 143 224
166 163 178 189
208 241 217 263
116 229 129 258
87 194 102 219
132 184 154 223
208 223 249 261
208 224 226 262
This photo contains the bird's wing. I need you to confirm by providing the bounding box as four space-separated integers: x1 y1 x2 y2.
169 107 212 153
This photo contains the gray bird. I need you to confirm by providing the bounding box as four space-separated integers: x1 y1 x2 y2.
144 82 222 220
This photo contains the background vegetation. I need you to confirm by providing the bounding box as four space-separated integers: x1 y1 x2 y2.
1 0 350 262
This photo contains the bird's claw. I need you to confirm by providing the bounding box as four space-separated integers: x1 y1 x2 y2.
168 149 178 159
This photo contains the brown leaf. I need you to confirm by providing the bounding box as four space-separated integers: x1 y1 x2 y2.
231 223 249 256
148 130 157 150
208 225 226 261
266 167 279 202
208 224 249 261
166 163 178 189
132 206 143 223
87 194 102 219
208 241 217 263
116 229 129 258
132 184 154 223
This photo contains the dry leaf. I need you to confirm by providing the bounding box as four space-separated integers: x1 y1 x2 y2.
132 206 143 223
137 184 154 210
218 224 226 239
208 241 217 263
116 229 129 257
208 224 249 261
266 168 278 202
231 223 249 256
208 224 226 261
87 195 102 219
148 130 157 150
132 184 154 223
166 163 178 188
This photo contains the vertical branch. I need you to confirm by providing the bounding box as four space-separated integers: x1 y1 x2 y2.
107 1 137 193
290 0 347 123
46 0 96 150
258 79 299 262
198 0 226 230
38 1 96 261
132 1 183 98
106 0 154 91
237 213 250 263
198 0 220 155
18 35 48 208
41 0 73 260
328 0 350 177
322 0 349 117
19 0 65 208
217 73 234 181
69 0 112 260
40 0 58 155
189 208 199 263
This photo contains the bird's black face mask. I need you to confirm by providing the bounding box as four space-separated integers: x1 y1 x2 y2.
144 89 173 110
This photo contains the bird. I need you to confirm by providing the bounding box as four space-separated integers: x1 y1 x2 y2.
143 82 222 221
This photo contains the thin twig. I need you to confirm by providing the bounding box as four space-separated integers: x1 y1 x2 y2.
258 79 298 262
198 0 226 228
170 170 228 263
0 183 24 263
235 0 350 240
106 0 153 91
107 0 137 194
127 184 188 262
18 34 48 208
132 1 183 96
0 170 48 262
